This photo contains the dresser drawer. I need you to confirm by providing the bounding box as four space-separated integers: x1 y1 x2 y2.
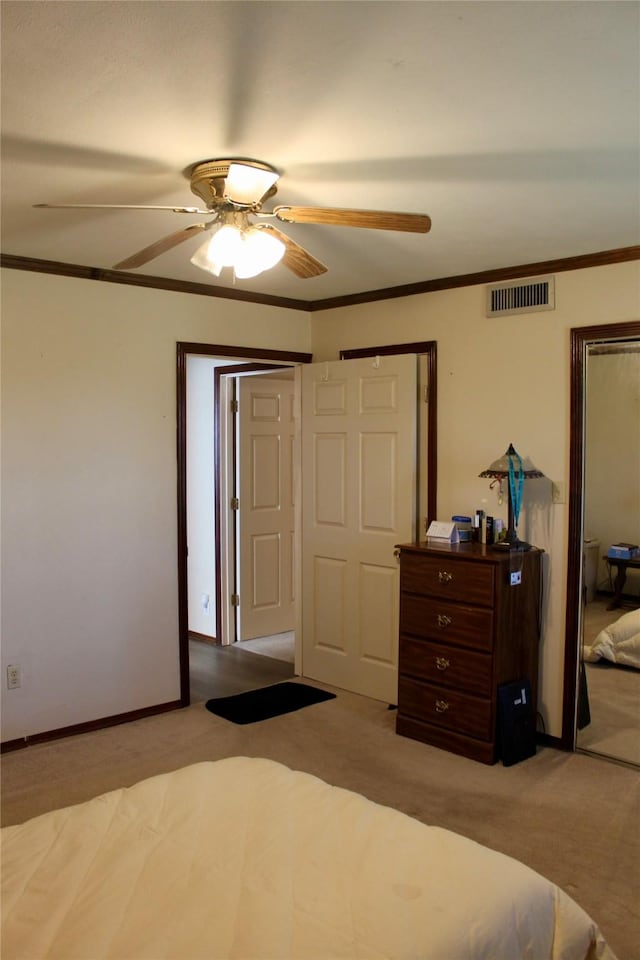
398 676 492 740
401 552 494 606
399 635 492 696
400 593 493 651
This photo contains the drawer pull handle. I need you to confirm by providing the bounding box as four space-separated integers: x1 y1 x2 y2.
435 699 449 713
435 656 450 671
438 570 453 584
437 614 452 629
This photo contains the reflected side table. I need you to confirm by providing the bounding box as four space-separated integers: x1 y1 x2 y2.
605 556 640 610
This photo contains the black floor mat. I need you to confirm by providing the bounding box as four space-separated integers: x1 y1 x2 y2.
205 681 336 724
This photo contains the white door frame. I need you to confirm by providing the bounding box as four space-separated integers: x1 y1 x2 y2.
217 364 296 646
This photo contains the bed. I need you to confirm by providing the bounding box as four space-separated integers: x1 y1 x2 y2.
584 607 640 669
1 757 615 960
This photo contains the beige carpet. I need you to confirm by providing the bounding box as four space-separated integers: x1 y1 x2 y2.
2 685 639 960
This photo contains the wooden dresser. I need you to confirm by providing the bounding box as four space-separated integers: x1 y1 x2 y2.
396 541 542 764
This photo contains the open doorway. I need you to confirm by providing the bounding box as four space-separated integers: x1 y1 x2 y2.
176 342 312 706
178 339 438 708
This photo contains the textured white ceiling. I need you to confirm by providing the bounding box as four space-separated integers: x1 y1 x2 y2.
1 1 638 302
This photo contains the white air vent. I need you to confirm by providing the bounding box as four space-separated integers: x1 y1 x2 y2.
486 275 555 317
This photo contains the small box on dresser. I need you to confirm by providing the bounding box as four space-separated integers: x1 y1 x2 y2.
396 540 542 764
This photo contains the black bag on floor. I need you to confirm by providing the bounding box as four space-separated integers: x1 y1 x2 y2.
497 679 536 766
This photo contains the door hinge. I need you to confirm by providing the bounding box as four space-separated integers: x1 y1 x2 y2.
423 384 429 403
230 497 239 510
230 399 239 413
231 593 240 607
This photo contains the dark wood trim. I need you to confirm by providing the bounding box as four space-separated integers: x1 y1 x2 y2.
340 341 437 527
0 700 182 753
3 246 638 312
341 340 436 358
562 320 640 750
176 343 190 706
425 344 437 528
0 254 311 311
176 343 312 708
0 739 28 753
178 342 311 364
308 246 640 311
536 732 563 751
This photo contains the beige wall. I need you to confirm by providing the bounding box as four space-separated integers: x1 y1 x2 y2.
0 270 310 741
311 260 640 737
2 260 638 743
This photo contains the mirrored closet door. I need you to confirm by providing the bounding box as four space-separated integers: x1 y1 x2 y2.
576 337 640 766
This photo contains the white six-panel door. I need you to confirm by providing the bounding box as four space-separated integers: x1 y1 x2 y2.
300 355 417 703
239 376 295 640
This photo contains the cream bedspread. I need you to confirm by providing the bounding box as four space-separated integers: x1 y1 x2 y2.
584 607 640 669
1 757 615 960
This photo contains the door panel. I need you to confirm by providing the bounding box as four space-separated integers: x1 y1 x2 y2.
301 355 417 702
239 377 295 640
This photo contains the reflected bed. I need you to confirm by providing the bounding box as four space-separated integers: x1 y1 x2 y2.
584 607 640 669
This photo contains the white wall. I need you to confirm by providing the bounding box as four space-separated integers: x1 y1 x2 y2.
0 270 310 741
311 260 640 737
187 355 217 637
186 356 247 638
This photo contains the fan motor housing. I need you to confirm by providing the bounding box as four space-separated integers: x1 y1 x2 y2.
188 158 279 206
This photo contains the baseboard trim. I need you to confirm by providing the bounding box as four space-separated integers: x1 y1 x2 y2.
0 700 183 753
536 731 564 750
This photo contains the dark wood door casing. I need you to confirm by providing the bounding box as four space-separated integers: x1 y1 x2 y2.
562 321 640 749
176 342 312 706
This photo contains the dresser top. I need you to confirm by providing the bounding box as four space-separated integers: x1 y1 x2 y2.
397 540 543 563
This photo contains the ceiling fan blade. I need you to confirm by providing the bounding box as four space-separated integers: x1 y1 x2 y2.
34 202 208 213
223 161 280 205
113 222 210 270
262 225 328 278
274 205 431 233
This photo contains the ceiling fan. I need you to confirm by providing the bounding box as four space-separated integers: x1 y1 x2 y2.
34 158 432 280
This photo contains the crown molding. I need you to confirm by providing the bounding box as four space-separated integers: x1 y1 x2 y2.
306 246 640 311
0 254 310 311
2 245 638 313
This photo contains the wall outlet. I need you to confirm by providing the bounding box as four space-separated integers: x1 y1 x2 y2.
510 571 522 586
6 664 21 689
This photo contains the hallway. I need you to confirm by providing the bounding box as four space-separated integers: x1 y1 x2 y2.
189 637 295 703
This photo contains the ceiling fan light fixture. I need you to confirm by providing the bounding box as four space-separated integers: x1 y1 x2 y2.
224 162 280 205
233 227 285 279
206 223 244 266
190 222 285 280
190 223 242 275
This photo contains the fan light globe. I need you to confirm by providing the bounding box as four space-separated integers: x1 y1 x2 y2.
208 224 244 265
190 223 285 279
234 228 285 279
190 224 244 276
224 163 279 205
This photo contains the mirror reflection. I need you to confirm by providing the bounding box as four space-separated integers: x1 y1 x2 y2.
577 341 640 766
